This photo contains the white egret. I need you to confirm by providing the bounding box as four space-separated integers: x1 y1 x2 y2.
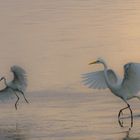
82 58 140 127
0 65 29 110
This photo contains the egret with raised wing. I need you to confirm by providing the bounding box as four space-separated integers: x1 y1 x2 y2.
82 58 140 127
0 65 29 110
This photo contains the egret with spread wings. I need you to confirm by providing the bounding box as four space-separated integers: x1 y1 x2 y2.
82 58 140 127
0 65 29 110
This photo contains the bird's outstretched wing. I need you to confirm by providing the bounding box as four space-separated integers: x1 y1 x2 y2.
122 63 140 95
82 70 107 89
82 69 118 89
10 65 27 92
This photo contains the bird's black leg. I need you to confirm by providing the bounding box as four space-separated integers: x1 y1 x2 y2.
118 106 129 127
14 92 20 110
118 101 133 128
19 90 29 104
125 101 133 128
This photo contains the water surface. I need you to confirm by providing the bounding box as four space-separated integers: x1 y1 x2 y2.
0 0 140 139
0 91 140 140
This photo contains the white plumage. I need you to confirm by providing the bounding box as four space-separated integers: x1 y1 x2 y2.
82 69 118 89
0 65 29 109
8 65 27 92
122 63 140 95
82 58 140 128
82 71 107 89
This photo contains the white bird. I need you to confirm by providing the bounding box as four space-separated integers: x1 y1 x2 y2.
82 58 140 127
0 65 29 110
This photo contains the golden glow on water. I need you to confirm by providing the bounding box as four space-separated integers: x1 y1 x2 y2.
1 2 140 139
0 1 140 91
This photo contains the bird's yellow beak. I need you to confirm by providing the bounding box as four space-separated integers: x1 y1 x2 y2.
89 61 97 65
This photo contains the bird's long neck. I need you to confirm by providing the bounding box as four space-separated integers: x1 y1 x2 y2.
102 61 107 70
102 62 114 89
2 77 7 87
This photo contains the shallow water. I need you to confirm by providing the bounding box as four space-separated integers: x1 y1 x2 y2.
1 0 140 139
0 91 140 140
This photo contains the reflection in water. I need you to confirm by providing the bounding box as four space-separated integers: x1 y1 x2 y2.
123 128 140 140
0 123 28 140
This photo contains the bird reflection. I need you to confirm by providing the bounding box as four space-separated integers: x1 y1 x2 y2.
123 128 140 140
0 123 28 140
